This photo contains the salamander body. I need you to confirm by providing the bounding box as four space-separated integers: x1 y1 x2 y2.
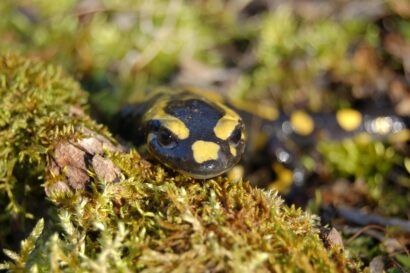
114 87 409 182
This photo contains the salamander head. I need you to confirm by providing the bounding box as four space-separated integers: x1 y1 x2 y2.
143 93 246 179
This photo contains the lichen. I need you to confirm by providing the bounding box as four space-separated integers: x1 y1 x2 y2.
0 55 356 272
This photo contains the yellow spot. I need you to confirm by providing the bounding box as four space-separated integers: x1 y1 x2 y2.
336 109 362 131
229 145 237 156
162 118 190 139
269 163 294 193
256 104 279 121
143 97 190 140
214 102 242 140
227 165 244 182
192 141 220 163
188 87 279 121
214 117 238 140
404 157 410 174
290 110 314 136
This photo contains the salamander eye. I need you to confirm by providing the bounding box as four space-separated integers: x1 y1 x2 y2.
229 125 243 146
157 127 177 148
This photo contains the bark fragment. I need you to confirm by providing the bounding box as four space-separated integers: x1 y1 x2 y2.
46 129 123 196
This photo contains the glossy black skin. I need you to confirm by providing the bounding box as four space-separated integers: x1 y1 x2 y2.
115 91 246 179
114 89 408 183
235 107 408 193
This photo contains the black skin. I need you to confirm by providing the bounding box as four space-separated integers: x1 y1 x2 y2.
113 91 246 179
112 89 408 188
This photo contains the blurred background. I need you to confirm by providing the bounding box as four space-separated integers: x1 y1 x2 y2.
2 0 409 114
1 0 410 270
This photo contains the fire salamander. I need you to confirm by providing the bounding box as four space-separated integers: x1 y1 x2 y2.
115 88 246 179
114 87 409 185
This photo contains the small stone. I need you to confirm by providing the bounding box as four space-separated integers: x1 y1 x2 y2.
44 180 71 197
369 256 384 273
54 141 86 170
65 165 89 190
92 155 122 184
383 238 402 254
322 227 344 249
80 126 120 152
77 137 104 155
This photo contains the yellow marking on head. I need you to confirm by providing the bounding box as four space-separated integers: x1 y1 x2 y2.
336 109 362 131
214 102 242 140
290 110 314 136
192 141 220 163
188 87 279 120
143 97 190 140
214 117 238 140
229 145 237 157
147 132 154 143
162 118 190 139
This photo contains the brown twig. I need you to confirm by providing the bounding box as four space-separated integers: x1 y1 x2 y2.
345 224 386 244
337 207 410 233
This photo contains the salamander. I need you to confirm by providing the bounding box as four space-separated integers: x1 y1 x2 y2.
232 101 409 191
113 87 409 183
114 88 246 179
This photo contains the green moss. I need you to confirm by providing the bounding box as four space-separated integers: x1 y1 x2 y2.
0 0 229 108
0 219 44 272
0 1 388 112
0 55 356 272
0 53 107 254
318 138 409 216
234 6 376 110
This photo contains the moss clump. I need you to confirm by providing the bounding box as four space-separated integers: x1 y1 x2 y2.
234 6 379 110
0 54 108 254
318 138 409 216
0 0 227 110
0 55 356 272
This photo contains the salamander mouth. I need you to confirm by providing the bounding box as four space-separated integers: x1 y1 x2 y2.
165 159 239 179
147 142 242 179
177 167 232 179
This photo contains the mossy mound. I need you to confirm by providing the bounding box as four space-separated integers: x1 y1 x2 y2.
0 55 105 190
0 54 107 256
0 55 355 272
